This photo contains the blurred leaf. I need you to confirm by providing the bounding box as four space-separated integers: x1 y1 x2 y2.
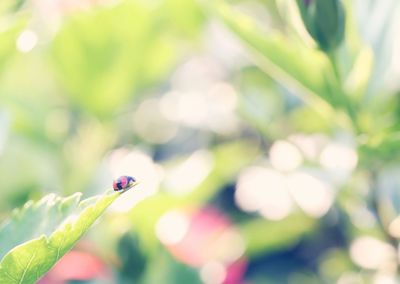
318 249 354 282
163 0 204 37
214 2 361 131
0 0 26 14
356 0 399 96
239 214 316 257
289 106 332 133
52 2 173 117
359 131 400 166
0 16 26 74
0 190 121 283
141 249 201 284
236 67 285 138
215 2 335 111
52 0 203 117
344 46 374 102
0 136 59 213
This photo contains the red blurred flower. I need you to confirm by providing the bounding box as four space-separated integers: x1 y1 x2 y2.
38 249 110 284
158 207 247 284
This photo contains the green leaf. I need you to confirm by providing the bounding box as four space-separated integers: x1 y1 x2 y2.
214 2 340 118
51 2 175 117
51 0 204 117
163 0 204 38
0 190 121 283
344 47 374 101
214 2 360 131
239 214 316 257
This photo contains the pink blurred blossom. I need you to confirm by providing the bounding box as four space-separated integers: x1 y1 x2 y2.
38 249 110 284
163 207 247 284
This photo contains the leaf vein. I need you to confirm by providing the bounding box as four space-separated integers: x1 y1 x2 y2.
3 269 19 283
55 233 66 262
18 248 37 284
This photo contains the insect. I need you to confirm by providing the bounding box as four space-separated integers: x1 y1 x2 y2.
113 175 137 192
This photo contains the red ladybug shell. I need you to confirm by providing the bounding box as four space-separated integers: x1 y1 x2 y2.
113 176 136 192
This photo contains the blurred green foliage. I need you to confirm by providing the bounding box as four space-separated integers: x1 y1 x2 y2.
0 0 400 283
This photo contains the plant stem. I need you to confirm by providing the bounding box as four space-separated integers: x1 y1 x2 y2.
328 51 361 134
329 52 342 83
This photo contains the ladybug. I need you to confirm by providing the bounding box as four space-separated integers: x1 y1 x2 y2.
113 176 137 192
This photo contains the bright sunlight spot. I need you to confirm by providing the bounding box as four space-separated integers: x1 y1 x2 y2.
156 210 190 245
16 30 38 53
235 167 293 220
350 236 396 270
269 140 304 172
164 150 214 195
287 172 334 218
200 261 226 284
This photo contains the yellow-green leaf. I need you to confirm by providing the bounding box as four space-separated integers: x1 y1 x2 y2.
0 190 120 284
